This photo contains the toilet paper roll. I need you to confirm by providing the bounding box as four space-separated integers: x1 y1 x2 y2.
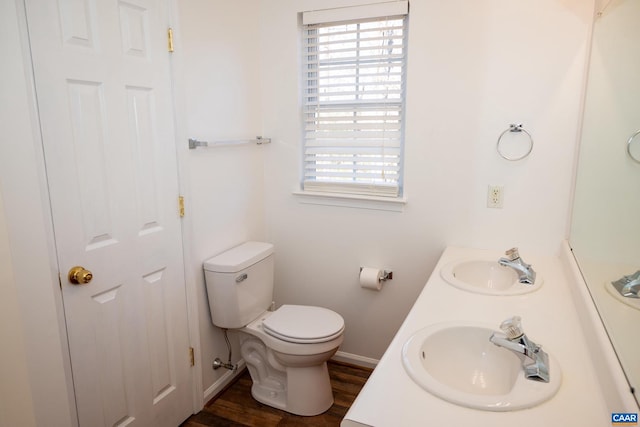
360 267 383 291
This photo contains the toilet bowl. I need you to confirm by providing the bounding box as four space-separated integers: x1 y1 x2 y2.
239 305 344 415
203 242 345 416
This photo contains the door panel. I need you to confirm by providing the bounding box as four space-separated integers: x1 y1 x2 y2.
25 0 192 425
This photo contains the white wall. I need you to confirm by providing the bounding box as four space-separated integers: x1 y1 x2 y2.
174 0 266 400
0 1 75 425
259 0 594 359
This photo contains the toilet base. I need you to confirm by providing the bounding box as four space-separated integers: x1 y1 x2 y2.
249 362 334 416
283 363 334 416
239 334 336 416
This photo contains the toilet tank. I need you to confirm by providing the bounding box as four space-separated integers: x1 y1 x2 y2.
203 241 274 328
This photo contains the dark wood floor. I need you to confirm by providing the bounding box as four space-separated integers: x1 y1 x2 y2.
181 361 372 427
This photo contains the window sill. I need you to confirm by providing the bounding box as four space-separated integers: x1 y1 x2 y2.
292 191 407 212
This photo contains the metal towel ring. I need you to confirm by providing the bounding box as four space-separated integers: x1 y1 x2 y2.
496 124 534 161
627 130 640 164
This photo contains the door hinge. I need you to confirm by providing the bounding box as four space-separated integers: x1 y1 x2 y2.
189 347 195 367
167 27 174 53
178 195 185 217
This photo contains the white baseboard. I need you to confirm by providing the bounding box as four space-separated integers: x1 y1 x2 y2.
331 351 378 369
202 359 246 404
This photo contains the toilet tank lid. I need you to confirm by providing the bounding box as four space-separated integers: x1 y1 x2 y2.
203 241 274 273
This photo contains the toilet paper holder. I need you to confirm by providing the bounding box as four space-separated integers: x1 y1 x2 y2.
359 267 393 282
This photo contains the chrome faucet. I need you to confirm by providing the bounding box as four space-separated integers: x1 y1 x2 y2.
498 247 536 285
489 316 550 383
611 271 640 299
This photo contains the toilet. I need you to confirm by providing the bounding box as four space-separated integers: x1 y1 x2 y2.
203 241 345 416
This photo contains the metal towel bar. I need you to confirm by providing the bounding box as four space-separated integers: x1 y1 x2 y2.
188 136 271 149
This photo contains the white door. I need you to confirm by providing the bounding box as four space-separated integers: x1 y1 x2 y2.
25 0 193 425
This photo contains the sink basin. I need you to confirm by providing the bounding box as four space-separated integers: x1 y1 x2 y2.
440 259 543 295
401 322 561 411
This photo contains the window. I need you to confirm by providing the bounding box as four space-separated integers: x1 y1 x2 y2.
301 2 409 198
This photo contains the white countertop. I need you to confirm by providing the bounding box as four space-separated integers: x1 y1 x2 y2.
342 246 625 427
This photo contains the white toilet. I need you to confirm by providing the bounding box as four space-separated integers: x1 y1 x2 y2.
203 241 345 416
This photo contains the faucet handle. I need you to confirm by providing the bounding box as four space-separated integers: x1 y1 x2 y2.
504 247 520 260
500 316 524 340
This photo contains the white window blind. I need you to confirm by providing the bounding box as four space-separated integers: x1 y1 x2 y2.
302 3 408 198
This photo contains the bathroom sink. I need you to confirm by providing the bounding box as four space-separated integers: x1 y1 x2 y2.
440 259 543 295
401 322 561 411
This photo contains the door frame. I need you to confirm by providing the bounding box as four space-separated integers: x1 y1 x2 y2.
1 0 202 424
165 0 205 412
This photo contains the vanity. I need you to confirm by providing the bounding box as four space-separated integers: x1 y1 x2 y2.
342 244 637 427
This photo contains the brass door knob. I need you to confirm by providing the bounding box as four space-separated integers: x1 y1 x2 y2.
68 266 93 285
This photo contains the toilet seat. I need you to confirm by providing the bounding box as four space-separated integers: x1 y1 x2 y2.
262 305 345 344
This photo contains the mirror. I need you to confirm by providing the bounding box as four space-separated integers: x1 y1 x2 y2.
570 0 640 408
